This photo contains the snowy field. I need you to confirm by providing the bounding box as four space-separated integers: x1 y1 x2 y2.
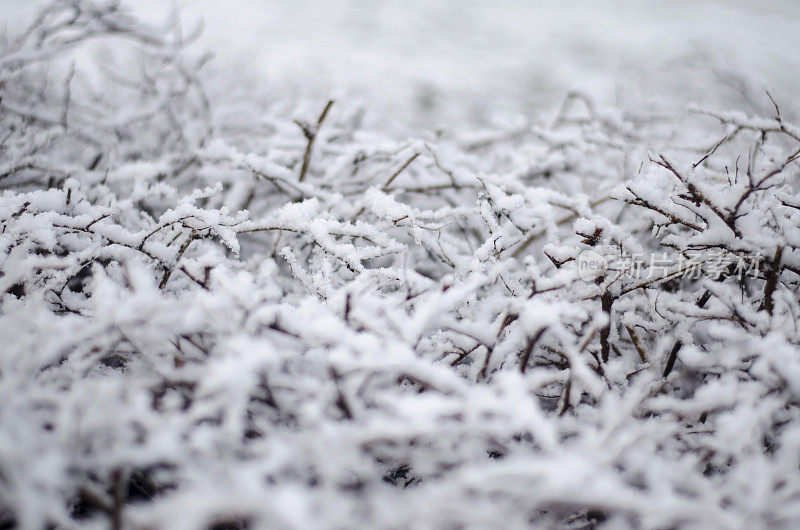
2 1 800 529
5 0 800 127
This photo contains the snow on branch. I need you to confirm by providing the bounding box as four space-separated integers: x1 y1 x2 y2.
1 2 800 529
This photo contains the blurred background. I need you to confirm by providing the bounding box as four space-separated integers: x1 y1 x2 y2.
4 0 799 130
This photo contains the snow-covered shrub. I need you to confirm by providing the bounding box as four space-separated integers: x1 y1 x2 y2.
1 2 800 529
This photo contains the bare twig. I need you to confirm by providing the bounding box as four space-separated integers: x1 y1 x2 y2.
760 246 783 316
296 99 334 182
662 340 682 378
382 152 419 190
625 325 647 363
519 327 548 373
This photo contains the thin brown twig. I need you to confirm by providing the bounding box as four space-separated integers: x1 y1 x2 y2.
519 327 548 374
625 325 647 362
297 99 334 182
382 152 419 190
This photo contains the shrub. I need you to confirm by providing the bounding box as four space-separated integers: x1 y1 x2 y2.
1 2 799 528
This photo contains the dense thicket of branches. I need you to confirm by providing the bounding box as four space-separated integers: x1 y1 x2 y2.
2 2 800 529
